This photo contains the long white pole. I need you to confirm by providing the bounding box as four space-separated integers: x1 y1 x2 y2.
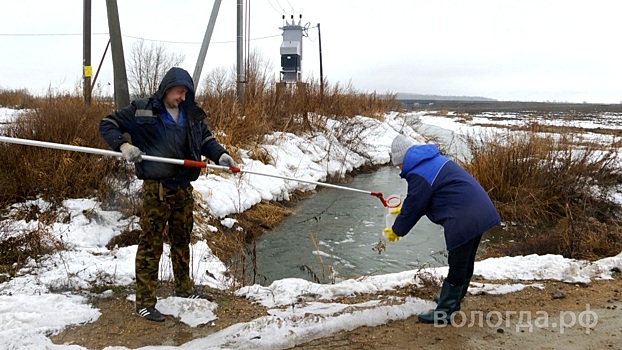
0 136 387 205
238 167 372 195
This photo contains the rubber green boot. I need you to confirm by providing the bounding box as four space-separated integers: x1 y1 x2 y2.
419 281 463 324
433 278 470 310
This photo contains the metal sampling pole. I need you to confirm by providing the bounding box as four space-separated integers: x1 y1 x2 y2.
0 136 387 206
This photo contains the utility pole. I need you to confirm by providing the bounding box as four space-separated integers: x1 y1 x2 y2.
83 0 92 104
193 0 222 88
105 0 130 108
317 23 324 99
236 0 245 105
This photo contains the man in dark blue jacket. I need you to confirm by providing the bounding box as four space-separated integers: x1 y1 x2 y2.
99 67 236 322
384 134 500 324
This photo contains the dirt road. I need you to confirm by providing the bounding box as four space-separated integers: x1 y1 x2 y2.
52 275 622 349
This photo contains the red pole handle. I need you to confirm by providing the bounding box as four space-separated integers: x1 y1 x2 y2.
183 159 206 168
182 159 241 173
371 192 388 207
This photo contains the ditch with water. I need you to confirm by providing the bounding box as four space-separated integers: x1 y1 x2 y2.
251 123 474 285
251 165 447 285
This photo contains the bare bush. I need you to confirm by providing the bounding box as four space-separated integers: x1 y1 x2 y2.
463 123 622 259
0 88 36 109
126 39 185 98
0 94 133 207
0 209 65 279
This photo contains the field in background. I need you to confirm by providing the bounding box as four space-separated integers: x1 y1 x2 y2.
414 102 622 260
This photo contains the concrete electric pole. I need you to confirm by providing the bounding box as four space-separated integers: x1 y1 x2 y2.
193 0 222 88
105 0 130 108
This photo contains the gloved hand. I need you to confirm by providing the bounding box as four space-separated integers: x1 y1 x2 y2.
120 143 143 162
390 207 401 215
383 228 400 242
218 153 237 167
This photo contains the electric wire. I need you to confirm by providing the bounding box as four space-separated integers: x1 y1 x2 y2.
266 0 284 15
272 0 288 14
0 32 109 36
285 0 297 16
0 32 281 45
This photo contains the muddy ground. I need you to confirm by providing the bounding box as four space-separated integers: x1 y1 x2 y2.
51 273 622 350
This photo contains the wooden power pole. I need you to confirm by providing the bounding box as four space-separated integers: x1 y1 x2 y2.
83 0 92 104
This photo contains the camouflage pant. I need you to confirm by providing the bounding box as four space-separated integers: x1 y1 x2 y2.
135 180 195 309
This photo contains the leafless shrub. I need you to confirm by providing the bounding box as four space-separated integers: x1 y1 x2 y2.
463 122 622 259
413 264 443 290
0 88 36 109
0 210 65 279
0 94 133 207
126 39 185 98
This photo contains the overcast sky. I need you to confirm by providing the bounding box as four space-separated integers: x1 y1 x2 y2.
1 0 621 103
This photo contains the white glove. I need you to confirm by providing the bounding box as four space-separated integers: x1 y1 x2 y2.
120 143 143 162
218 153 237 167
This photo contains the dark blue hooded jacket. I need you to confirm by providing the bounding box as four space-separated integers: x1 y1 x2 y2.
392 144 500 250
99 67 227 189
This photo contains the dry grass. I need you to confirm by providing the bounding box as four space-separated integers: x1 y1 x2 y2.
298 233 335 285
0 88 37 109
0 95 132 207
463 123 622 259
0 207 66 280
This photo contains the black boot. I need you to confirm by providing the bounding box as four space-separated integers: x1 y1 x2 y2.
459 278 471 301
419 281 462 324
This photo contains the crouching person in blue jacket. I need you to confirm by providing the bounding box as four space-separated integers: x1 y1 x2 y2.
384 134 501 325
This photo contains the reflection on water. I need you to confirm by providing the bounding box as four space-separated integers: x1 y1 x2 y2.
253 166 447 285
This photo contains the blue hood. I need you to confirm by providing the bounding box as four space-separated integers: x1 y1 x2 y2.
400 144 442 174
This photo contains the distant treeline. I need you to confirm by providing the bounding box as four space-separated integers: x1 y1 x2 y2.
414 100 622 113
396 93 496 102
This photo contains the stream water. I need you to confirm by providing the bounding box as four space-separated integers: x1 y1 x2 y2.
252 166 447 285
250 120 471 285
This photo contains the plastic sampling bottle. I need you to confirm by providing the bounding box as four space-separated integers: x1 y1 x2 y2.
384 194 402 229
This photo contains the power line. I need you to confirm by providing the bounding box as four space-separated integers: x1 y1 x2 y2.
266 0 284 15
285 0 299 16
0 32 281 44
0 32 109 37
272 0 288 14
124 33 281 45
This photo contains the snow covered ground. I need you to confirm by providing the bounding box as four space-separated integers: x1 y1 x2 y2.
1 109 621 349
